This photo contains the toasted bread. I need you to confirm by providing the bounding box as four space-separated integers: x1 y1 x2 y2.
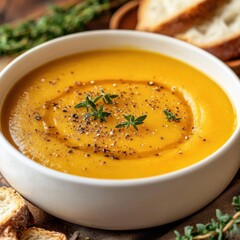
176 0 240 60
20 227 67 240
136 0 225 35
0 187 30 233
0 226 18 240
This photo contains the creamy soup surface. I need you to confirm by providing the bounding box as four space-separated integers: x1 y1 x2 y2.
2 49 236 179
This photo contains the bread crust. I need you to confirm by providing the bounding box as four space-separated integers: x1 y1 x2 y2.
0 187 30 234
203 35 240 61
0 226 18 240
226 58 240 75
136 0 227 36
21 227 67 240
179 33 240 61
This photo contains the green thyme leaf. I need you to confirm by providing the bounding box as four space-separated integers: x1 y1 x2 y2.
216 209 232 225
184 226 193 238
232 196 240 211
74 101 88 109
116 114 147 131
115 122 128 128
93 95 102 103
74 94 101 111
100 89 119 104
87 96 97 111
135 115 147 122
164 109 181 122
84 105 111 122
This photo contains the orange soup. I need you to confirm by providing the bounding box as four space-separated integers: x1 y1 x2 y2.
1 49 236 179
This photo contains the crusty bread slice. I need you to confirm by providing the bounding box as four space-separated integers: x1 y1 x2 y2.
176 0 240 60
136 0 225 35
20 227 67 240
0 226 18 240
0 187 30 233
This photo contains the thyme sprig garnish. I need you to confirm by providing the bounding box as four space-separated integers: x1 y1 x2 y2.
0 0 127 56
74 89 118 111
74 94 101 111
116 114 147 131
100 89 118 104
175 196 240 240
164 109 181 122
74 93 111 122
84 105 111 122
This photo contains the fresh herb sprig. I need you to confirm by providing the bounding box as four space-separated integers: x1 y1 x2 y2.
74 94 102 111
164 109 181 122
84 105 111 122
116 114 147 131
100 89 118 104
74 89 118 110
75 93 111 122
175 196 240 240
0 0 127 56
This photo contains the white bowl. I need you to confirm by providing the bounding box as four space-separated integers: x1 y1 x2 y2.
0 30 240 230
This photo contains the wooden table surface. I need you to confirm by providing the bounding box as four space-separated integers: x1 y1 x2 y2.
0 1 240 239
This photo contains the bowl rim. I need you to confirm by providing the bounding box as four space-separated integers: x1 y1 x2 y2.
0 29 240 186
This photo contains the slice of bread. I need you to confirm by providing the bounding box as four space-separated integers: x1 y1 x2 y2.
0 187 30 233
136 0 225 35
20 227 67 240
176 0 240 60
0 226 18 240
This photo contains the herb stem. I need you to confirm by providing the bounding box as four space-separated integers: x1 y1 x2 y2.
175 196 240 240
222 211 240 232
193 212 240 239
116 114 147 131
193 233 214 239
